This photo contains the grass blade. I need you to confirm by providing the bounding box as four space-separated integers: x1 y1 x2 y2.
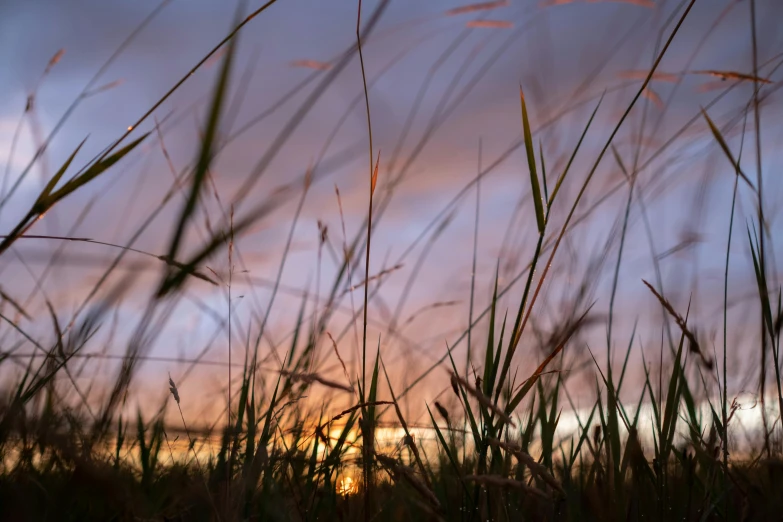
520 87 545 233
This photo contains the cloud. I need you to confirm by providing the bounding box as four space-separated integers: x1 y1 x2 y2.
1 0 782 421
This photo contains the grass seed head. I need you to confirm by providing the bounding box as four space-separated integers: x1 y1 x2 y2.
168 373 180 405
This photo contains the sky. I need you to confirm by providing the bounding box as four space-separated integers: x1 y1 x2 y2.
1 0 782 428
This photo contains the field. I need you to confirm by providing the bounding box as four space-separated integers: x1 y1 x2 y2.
0 0 782 520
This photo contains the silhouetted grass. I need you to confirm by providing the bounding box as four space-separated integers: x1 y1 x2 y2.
1 0 782 521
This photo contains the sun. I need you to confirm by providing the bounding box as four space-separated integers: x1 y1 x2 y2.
337 476 356 496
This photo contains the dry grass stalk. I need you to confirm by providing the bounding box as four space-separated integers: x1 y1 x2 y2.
487 437 564 493
44 49 66 76
317 219 328 245
402 301 460 327
315 425 330 446
0 288 32 321
464 474 551 499
446 0 509 16
274 398 306 419
375 452 440 509
618 69 679 82
642 86 664 110
450 373 517 427
157 255 218 286
290 59 332 71
387 396 431 490
434 401 451 425
83 79 125 98
587 0 655 6
315 400 395 448
690 70 773 84
542 0 654 6
642 280 713 369
168 373 180 404
696 80 731 93
539 0 575 6
371 150 380 196
343 263 404 294
280 370 354 393
167 374 208 474
326 332 352 387
323 401 395 426
465 20 513 28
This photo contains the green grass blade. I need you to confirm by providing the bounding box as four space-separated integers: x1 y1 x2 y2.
490 310 507 401
426 404 472 502
482 272 498 397
661 332 686 463
367 342 381 421
747 226 775 335
446 343 482 446
520 87 545 233
505 308 591 416
36 138 87 209
166 32 237 262
48 134 149 205
701 108 755 191
539 140 548 204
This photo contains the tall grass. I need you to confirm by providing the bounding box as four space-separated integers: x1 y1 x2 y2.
1 0 782 520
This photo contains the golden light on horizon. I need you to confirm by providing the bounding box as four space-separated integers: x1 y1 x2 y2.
337 476 357 496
